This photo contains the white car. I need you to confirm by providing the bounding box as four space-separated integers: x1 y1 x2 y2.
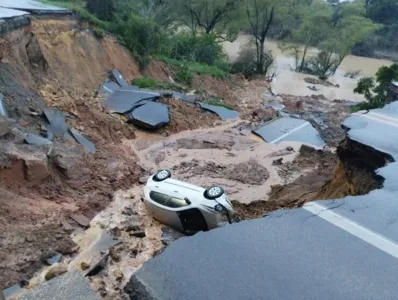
143 170 235 234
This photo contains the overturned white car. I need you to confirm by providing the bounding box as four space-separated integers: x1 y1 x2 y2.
143 170 234 234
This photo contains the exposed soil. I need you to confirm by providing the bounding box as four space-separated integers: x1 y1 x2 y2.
232 145 338 220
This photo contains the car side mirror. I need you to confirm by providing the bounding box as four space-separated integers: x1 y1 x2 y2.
184 197 191 205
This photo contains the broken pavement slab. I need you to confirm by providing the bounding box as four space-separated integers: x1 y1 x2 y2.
102 90 160 114
42 108 69 136
0 6 29 19
253 116 326 148
199 102 239 120
69 128 96 153
18 271 98 300
127 102 169 129
24 133 52 146
111 69 129 88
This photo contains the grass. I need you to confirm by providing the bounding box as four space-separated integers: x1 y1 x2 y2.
205 97 235 110
132 76 184 91
155 55 231 80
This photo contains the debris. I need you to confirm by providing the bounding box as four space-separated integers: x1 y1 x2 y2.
46 253 63 265
125 225 141 232
127 102 169 129
80 262 90 270
130 231 146 238
253 117 325 148
44 264 68 281
69 128 96 153
0 93 8 117
61 220 74 233
25 133 52 146
139 176 148 184
85 254 109 277
70 214 91 228
112 269 124 282
286 146 294 152
19 271 98 300
24 155 50 181
272 158 283 166
0 117 14 137
42 108 69 136
199 102 239 120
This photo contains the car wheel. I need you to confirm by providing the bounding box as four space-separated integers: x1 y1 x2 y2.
153 169 171 182
204 186 224 199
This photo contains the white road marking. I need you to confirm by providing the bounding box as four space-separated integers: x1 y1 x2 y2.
270 122 309 144
304 202 398 260
102 85 112 93
353 112 398 128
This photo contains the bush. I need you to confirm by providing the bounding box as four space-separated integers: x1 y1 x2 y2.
165 34 228 68
232 43 274 77
86 0 115 21
115 14 167 69
92 27 105 39
175 64 193 86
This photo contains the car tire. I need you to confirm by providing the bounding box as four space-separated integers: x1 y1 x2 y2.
153 169 171 182
204 186 224 199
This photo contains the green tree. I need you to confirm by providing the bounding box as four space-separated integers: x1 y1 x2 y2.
175 0 241 38
354 63 398 109
246 0 290 74
283 0 332 72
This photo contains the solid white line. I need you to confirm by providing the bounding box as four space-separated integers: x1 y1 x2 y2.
354 112 398 128
102 85 112 93
303 202 398 260
367 112 398 125
270 122 310 144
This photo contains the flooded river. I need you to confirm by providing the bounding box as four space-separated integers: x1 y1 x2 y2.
223 35 393 102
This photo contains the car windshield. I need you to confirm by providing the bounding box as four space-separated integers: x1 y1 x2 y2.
150 191 188 208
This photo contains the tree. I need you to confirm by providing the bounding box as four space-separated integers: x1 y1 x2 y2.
246 0 290 74
354 63 398 109
283 0 332 72
176 0 241 39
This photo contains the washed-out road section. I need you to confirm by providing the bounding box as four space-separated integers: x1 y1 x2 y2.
126 103 398 300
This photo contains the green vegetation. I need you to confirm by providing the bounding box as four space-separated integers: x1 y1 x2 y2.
131 76 183 91
205 97 235 110
352 63 398 111
43 0 393 81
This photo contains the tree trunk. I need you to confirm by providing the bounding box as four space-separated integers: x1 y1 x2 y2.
258 39 265 74
299 45 308 72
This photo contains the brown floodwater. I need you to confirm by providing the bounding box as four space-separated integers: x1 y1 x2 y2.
223 35 393 102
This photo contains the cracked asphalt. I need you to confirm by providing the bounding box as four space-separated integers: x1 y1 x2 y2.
126 102 398 299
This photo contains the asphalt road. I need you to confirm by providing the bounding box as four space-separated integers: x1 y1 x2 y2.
127 102 398 300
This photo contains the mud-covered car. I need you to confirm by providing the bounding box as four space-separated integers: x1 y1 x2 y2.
143 170 234 234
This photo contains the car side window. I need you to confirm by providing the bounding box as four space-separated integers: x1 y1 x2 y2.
149 192 188 208
150 191 170 206
168 197 188 208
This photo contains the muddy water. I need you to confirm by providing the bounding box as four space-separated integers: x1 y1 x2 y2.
223 35 393 102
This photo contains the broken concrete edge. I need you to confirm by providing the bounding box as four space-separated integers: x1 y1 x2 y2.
124 275 157 300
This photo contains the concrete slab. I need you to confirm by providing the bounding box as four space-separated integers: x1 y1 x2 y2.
18 271 98 300
199 102 239 120
0 6 29 19
102 90 160 114
253 117 325 148
128 102 169 129
69 128 96 153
